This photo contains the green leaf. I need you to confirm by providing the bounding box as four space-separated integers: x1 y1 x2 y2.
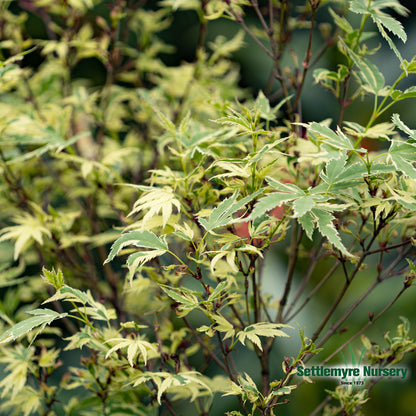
320 152 348 184
402 57 416 74
373 12 406 42
349 0 369 15
343 121 395 140
293 196 316 218
158 0 200 11
297 211 315 240
344 43 385 94
319 153 383 188
210 250 239 274
104 230 168 264
349 0 408 67
3 121 89 165
251 180 304 219
4 386 42 416
44 285 116 321
159 285 200 317
41 267 65 290
305 122 364 152
391 86 416 102
388 141 416 180
207 281 229 302
271 385 297 397
59 286 90 305
208 30 245 62
375 21 406 69
216 107 262 136
139 90 176 135
372 0 409 17
313 65 349 88
350 0 408 44
255 91 292 121
329 7 354 33
0 309 67 344
173 223 194 242
199 191 261 232
211 161 251 180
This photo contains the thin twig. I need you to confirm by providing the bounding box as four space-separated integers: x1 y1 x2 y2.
276 224 303 323
322 284 409 364
182 317 228 373
282 241 324 321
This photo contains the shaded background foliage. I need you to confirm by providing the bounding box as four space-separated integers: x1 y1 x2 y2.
0 0 416 415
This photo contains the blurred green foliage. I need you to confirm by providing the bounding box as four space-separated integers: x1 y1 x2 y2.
0 0 416 415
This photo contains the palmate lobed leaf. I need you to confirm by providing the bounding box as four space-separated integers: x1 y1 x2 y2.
237 323 292 351
132 371 211 404
251 177 354 256
105 336 157 366
211 313 235 340
250 179 305 219
45 285 90 305
199 190 261 232
297 205 355 257
350 0 408 68
0 386 42 416
375 14 406 42
0 345 34 400
391 86 416 102
387 141 416 179
304 121 367 153
343 121 395 140
126 249 167 282
160 285 200 317
0 211 52 260
129 187 181 229
3 114 89 165
375 22 406 70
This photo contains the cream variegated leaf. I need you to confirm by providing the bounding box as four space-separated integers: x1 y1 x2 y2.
173 223 194 242
105 336 157 366
212 314 235 340
0 212 51 260
132 371 211 404
129 187 181 229
0 309 68 345
210 250 239 274
237 323 292 351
